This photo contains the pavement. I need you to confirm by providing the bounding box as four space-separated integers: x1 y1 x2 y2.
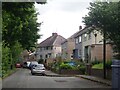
45 69 112 86
45 70 59 76
76 75 112 86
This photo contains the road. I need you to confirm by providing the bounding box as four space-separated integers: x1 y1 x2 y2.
2 68 111 89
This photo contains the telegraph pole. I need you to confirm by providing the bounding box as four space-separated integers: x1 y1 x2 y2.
103 29 106 79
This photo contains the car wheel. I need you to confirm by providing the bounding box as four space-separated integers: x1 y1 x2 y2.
31 72 35 75
42 73 45 76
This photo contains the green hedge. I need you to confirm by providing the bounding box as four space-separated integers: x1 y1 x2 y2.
2 41 23 78
60 63 73 69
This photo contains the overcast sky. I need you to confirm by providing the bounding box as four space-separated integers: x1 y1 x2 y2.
35 0 93 43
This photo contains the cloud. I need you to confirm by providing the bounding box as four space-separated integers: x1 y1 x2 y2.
35 0 91 14
35 0 92 43
50 1 90 12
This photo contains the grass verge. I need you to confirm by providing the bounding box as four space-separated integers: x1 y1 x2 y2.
2 68 17 79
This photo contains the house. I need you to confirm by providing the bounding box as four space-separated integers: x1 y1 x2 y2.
74 26 113 63
36 33 66 64
61 34 76 60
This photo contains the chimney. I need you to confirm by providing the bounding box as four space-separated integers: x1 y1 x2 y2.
52 33 58 36
79 26 82 30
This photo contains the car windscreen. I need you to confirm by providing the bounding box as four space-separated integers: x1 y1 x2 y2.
34 64 44 68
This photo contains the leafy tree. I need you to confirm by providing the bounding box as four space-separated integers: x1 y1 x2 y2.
2 2 41 50
2 42 12 73
83 2 120 59
2 2 46 76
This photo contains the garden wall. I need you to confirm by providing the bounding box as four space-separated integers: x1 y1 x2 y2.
59 69 83 75
91 69 112 80
51 69 84 75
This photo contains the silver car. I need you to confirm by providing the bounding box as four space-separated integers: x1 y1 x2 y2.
31 64 45 75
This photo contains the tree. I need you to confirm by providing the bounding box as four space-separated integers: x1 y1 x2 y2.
2 2 46 77
2 2 41 50
83 2 120 59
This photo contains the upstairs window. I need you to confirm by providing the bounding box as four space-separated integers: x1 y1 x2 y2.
84 33 87 41
88 33 91 40
75 38 79 44
79 36 82 43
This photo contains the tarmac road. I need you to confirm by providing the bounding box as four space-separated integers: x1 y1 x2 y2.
2 68 111 89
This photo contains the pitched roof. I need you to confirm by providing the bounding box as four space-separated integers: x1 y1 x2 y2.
38 33 66 47
74 26 91 38
61 31 78 45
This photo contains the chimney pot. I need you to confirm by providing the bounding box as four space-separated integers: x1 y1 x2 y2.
52 33 57 36
79 26 82 30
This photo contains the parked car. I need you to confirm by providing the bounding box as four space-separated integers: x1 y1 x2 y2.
15 63 21 68
31 64 45 75
22 62 28 68
26 61 31 68
29 61 38 69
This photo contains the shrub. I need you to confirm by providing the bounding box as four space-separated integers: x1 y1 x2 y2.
105 60 112 69
60 63 73 69
91 60 101 65
38 59 44 64
77 65 86 74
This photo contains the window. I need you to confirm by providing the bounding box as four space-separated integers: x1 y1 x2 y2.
88 33 91 40
40 55 42 59
84 33 87 41
51 47 53 50
43 47 45 50
79 50 81 58
75 38 79 44
40 48 42 51
46 47 49 50
48 53 51 58
79 36 82 43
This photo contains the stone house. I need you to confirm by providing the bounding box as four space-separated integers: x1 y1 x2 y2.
36 33 66 64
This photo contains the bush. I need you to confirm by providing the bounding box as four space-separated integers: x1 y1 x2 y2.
38 59 44 64
60 63 73 69
51 62 60 72
91 60 101 65
2 41 23 77
105 60 112 69
77 65 86 74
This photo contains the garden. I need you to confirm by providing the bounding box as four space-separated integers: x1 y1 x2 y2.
90 60 112 79
49 60 86 75
47 58 112 79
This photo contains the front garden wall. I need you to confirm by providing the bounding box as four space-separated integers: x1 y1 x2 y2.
91 69 112 80
59 69 83 75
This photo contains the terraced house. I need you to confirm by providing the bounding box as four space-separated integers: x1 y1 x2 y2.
73 26 113 63
36 33 66 64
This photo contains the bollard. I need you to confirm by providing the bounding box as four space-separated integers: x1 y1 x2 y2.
111 60 120 90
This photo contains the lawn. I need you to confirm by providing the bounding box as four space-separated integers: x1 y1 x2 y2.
92 63 103 69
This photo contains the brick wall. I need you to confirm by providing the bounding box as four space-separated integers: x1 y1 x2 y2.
91 44 113 61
